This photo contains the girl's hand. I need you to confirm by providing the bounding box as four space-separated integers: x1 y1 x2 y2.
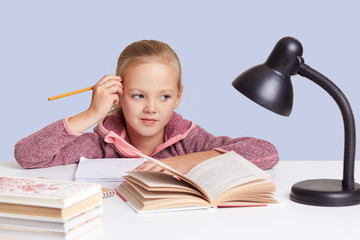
88 75 123 120
134 151 222 175
68 75 123 133
134 160 176 175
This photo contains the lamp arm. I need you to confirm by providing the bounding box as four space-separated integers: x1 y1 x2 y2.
297 63 356 189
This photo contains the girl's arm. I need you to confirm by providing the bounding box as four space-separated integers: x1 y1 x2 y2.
179 125 279 171
14 118 108 169
14 75 123 169
136 125 279 174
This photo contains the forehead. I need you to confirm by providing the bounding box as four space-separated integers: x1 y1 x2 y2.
123 62 179 89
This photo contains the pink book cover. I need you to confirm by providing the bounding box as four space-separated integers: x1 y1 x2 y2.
0 176 101 208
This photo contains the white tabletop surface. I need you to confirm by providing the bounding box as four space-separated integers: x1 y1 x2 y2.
0 160 359 240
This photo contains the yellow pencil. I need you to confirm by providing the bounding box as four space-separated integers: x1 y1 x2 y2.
48 86 93 101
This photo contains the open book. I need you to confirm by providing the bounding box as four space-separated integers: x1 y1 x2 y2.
116 151 277 213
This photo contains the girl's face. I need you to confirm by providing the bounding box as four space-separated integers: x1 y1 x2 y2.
120 62 182 143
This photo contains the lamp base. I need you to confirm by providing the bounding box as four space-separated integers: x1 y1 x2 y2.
290 179 360 206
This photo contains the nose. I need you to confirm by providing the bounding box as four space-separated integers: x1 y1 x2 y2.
143 99 157 113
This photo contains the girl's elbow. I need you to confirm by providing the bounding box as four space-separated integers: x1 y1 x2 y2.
246 138 279 170
14 141 42 169
262 152 279 170
14 149 30 169
257 139 279 169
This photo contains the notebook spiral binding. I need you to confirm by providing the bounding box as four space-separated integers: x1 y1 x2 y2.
102 188 116 198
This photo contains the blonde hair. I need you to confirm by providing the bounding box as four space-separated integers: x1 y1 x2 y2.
116 40 182 87
111 40 182 115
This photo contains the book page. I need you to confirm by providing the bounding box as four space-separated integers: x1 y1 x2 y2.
124 171 203 196
74 157 146 182
185 151 270 203
134 152 210 200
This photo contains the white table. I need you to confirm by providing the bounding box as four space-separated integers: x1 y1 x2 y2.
0 160 359 240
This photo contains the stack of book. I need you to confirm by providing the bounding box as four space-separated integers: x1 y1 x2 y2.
0 176 103 239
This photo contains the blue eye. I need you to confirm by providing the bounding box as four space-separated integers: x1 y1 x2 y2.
133 94 144 99
160 95 170 100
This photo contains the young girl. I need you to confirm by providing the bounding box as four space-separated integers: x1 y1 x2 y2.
14 40 279 173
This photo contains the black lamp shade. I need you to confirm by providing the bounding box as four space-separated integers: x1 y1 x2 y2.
232 64 293 116
232 37 304 116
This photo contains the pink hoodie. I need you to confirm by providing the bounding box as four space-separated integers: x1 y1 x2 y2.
14 112 279 169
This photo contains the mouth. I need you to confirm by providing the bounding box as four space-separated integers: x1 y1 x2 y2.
140 118 157 125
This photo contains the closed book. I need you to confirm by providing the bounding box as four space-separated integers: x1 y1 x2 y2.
0 205 102 233
0 176 102 208
0 193 102 219
0 215 102 240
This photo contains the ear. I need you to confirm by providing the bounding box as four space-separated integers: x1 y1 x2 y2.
114 102 122 109
114 93 123 108
174 86 183 109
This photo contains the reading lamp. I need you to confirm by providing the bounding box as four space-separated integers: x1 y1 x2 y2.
232 37 360 206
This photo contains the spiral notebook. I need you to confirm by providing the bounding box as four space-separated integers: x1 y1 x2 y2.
74 157 146 198
74 157 146 182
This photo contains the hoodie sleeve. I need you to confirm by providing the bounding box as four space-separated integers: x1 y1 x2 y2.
181 125 279 170
14 117 105 169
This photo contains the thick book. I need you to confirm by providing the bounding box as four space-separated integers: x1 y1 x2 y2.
0 205 102 233
0 193 102 219
0 176 102 208
0 213 102 240
116 151 277 213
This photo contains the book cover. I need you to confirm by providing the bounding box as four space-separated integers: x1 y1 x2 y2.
0 176 102 208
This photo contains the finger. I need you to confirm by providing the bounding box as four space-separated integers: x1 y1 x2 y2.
118 79 123 95
99 79 122 90
110 82 123 96
104 84 122 95
134 163 143 171
135 162 156 171
148 165 165 172
93 80 122 97
96 75 121 86
163 170 174 176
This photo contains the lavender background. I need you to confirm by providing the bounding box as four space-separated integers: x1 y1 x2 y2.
1 0 359 164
